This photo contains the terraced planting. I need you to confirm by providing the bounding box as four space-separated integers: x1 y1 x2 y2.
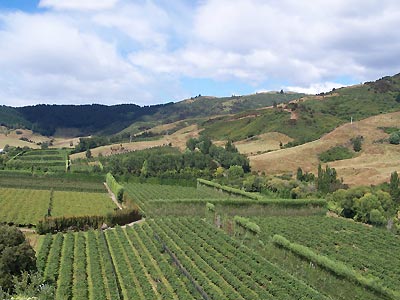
51 191 117 217
37 219 328 300
6 149 67 172
0 187 49 225
251 216 400 294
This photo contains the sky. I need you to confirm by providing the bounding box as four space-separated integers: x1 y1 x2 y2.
0 0 399 106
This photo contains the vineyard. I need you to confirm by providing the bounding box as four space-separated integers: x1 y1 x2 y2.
5 149 68 172
0 187 49 225
51 191 117 217
249 216 400 295
124 182 326 217
36 219 327 300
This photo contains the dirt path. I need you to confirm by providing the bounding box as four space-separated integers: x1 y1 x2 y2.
104 182 123 210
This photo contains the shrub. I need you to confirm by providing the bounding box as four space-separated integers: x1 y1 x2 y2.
318 146 354 162
389 131 400 145
234 216 260 234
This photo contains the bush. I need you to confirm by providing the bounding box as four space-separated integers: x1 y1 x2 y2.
351 136 363 152
318 146 354 162
234 216 260 234
389 131 400 145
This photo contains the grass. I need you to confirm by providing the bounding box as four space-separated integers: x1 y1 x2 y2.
250 111 400 186
70 124 200 159
51 191 117 217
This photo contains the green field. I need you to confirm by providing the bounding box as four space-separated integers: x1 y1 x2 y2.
5 149 68 172
37 220 327 300
0 188 49 225
250 215 400 294
52 191 117 217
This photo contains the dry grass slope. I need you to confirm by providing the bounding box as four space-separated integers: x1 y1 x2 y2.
250 112 400 186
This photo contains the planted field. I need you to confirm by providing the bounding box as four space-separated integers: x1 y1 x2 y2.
0 187 49 225
124 182 230 211
52 191 117 217
0 172 106 192
251 216 400 294
37 220 327 299
6 149 67 172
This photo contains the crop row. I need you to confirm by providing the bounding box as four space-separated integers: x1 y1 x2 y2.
251 216 400 292
36 225 204 299
148 218 327 300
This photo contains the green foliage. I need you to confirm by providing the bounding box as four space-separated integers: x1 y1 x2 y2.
328 187 394 224
227 165 244 178
198 178 262 200
351 136 363 152
206 202 215 212
85 149 92 159
318 146 354 162
0 226 36 293
317 164 345 194
234 216 260 234
390 171 399 203
389 131 400 144
272 234 399 300
106 173 124 202
36 209 141 234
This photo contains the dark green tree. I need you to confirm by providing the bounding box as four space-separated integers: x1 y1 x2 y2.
389 171 399 203
85 149 92 159
296 167 303 181
0 226 36 293
225 140 238 153
186 138 197 151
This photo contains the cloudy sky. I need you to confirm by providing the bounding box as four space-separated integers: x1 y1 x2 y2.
0 0 399 106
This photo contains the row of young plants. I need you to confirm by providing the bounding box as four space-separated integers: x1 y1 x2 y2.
148 218 327 300
233 216 260 234
197 179 327 207
251 215 400 293
106 173 124 202
272 234 399 300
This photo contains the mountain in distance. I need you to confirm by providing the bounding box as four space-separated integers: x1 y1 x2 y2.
0 92 303 137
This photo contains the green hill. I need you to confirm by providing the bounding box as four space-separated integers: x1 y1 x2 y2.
200 74 400 145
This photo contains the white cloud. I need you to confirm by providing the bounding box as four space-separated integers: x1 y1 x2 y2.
285 82 345 95
39 0 118 11
1 0 400 106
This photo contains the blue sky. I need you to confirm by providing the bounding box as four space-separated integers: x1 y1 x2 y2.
0 0 399 106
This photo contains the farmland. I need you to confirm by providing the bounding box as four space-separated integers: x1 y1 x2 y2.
37 220 327 300
51 191 117 217
0 188 49 225
5 149 68 172
250 216 400 294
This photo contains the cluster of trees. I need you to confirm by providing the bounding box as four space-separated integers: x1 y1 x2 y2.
328 171 400 227
103 138 250 180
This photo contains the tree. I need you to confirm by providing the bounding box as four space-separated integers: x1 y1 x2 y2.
85 149 92 159
351 136 363 152
390 171 399 203
0 226 36 293
280 89 284 94
227 165 244 178
225 140 237 153
296 167 303 181
186 138 197 151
